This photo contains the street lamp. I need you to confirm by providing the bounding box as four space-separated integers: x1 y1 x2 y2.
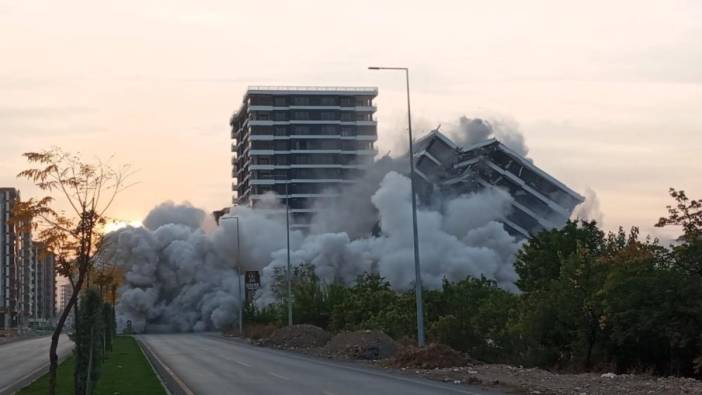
368 66 426 347
221 216 244 335
285 183 293 327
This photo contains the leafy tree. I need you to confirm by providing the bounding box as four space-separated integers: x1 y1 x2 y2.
427 277 518 362
102 303 115 353
656 188 702 276
515 220 604 293
329 273 398 332
601 249 702 375
11 148 131 395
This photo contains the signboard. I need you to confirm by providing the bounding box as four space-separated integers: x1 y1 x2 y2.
245 271 260 290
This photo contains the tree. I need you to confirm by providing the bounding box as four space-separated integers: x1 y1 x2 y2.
12 148 131 395
656 188 702 276
74 289 105 395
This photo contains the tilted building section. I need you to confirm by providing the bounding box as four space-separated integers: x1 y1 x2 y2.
413 130 584 239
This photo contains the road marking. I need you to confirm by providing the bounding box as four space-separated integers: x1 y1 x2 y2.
234 360 252 367
268 372 290 381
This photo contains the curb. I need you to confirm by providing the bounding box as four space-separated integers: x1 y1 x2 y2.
136 337 195 395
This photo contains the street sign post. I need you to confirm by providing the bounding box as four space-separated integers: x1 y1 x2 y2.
245 271 260 303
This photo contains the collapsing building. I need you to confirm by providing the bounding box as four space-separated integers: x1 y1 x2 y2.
413 130 584 239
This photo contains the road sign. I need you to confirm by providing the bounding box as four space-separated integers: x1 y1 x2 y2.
245 271 260 290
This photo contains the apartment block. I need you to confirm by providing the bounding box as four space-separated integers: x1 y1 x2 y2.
413 130 584 238
230 86 378 227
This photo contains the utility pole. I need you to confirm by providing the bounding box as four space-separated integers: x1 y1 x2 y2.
285 183 293 327
221 216 244 334
368 66 426 346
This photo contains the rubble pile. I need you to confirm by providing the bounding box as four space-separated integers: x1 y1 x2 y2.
265 324 331 349
322 330 399 360
391 343 470 369
416 365 702 394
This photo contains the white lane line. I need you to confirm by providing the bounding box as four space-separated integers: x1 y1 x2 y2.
234 360 252 367
268 371 290 381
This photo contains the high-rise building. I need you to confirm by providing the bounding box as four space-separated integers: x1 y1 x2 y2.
413 129 584 238
1 188 23 329
29 242 56 325
230 86 378 228
59 283 72 314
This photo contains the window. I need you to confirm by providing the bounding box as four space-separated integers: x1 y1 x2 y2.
274 126 287 136
293 96 310 105
341 126 354 136
293 111 309 120
321 125 337 134
293 126 310 135
321 111 336 120
254 111 271 121
320 96 336 106
340 97 353 106
340 112 353 121
273 112 287 121
274 97 287 106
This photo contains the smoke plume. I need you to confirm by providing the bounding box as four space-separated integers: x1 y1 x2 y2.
448 116 529 157
111 171 522 333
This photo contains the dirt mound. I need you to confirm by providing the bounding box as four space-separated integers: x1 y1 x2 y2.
266 324 331 349
323 330 399 360
392 343 469 369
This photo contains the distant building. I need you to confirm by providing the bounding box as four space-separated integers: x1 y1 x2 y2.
230 86 378 228
29 242 56 325
59 283 72 314
1 188 23 330
413 130 584 238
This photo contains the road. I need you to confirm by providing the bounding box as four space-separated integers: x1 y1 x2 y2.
138 334 503 395
0 335 73 395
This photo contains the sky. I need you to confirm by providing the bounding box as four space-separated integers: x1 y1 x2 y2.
1 0 700 239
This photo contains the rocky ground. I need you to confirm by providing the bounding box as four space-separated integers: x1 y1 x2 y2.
224 325 702 395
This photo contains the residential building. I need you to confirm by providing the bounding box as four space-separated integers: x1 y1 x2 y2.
230 86 378 227
1 188 23 329
413 130 584 238
59 283 72 314
29 242 56 325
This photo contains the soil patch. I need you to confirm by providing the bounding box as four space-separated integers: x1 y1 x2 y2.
323 330 399 360
392 343 469 369
265 324 331 349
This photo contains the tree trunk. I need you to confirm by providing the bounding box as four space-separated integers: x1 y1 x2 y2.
48 266 87 395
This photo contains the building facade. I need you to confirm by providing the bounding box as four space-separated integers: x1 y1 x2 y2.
413 130 584 239
29 242 56 325
1 188 23 329
1 188 56 330
230 86 378 227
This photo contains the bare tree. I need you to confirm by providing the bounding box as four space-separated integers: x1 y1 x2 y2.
12 148 131 395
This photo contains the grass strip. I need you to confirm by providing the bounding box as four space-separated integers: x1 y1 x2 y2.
19 336 166 395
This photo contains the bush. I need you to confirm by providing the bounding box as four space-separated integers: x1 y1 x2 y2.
74 288 105 395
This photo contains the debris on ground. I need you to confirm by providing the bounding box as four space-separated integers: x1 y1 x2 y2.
223 323 278 341
322 330 399 360
264 324 331 349
391 343 470 369
414 364 702 395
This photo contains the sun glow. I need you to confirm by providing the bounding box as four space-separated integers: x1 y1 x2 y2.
104 220 142 234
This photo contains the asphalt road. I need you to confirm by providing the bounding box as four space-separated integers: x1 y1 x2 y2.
0 335 73 395
138 333 503 395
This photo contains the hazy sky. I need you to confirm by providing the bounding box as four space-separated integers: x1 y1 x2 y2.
1 0 700 238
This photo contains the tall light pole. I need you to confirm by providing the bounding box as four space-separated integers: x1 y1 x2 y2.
285 183 293 327
221 216 244 335
368 66 425 347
